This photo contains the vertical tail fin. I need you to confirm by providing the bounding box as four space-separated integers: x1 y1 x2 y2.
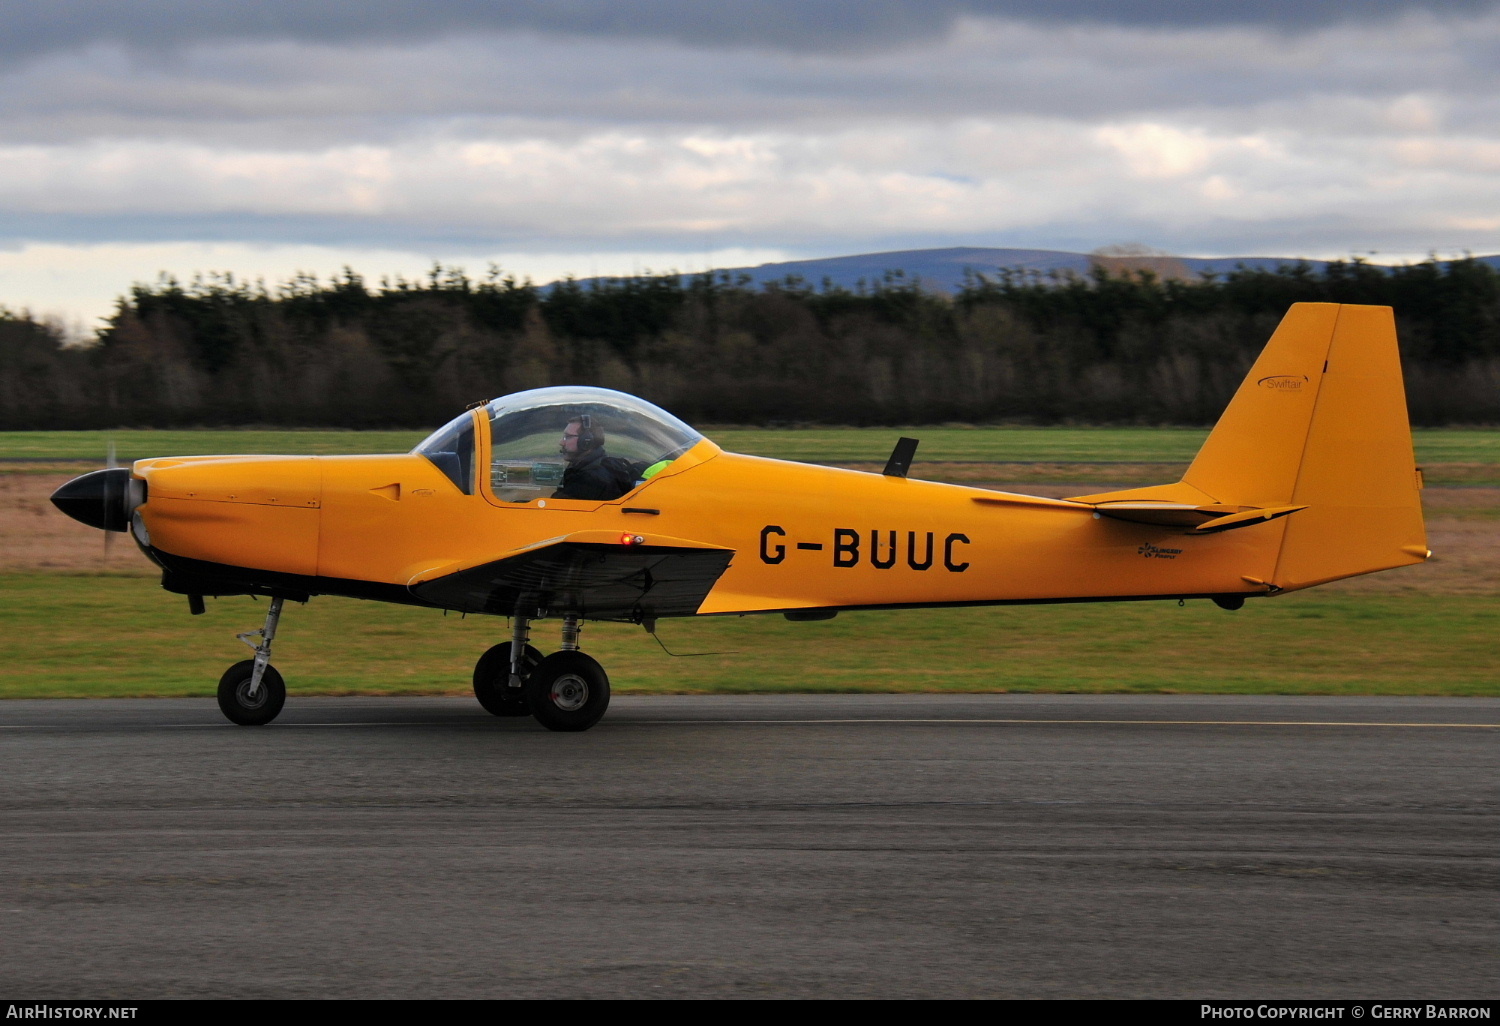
1075 303 1428 590
1191 303 1428 589
1182 303 1339 508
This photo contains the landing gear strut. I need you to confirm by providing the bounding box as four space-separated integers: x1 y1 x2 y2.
472 613 611 732
473 631 543 718
217 597 288 726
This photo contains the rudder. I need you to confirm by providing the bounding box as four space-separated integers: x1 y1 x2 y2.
1271 305 1427 589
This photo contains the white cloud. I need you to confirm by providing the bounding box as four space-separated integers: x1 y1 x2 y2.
1391 136 1500 172
1095 124 1218 178
4 115 1495 249
0 241 791 331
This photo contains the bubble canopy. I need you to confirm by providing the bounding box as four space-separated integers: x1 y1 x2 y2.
414 386 704 501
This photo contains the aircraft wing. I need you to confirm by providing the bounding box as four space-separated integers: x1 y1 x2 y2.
407 531 735 620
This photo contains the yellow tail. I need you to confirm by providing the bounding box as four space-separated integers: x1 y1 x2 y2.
1081 303 1429 590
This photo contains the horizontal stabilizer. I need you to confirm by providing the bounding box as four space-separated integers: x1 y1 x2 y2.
972 490 1307 536
1093 501 1237 527
1193 505 1305 534
1093 500 1305 533
970 492 1093 512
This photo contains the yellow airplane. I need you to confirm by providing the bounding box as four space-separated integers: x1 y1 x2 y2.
51 302 1428 731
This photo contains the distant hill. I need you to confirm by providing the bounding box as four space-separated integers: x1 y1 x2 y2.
566 246 1500 294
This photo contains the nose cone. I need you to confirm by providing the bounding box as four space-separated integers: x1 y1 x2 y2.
51 467 133 532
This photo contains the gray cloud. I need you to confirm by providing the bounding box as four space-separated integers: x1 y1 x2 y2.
4 1 1500 325
4 12 1496 147
3 0 1497 64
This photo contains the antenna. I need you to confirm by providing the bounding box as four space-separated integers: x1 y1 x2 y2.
883 437 919 478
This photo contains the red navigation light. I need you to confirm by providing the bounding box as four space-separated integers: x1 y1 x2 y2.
620 533 645 546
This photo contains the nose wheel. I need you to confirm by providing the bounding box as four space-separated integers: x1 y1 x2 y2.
217 596 289 726
217 660 287 725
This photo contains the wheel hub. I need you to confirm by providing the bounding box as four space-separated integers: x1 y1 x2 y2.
550 674 589 711
235 679 268 710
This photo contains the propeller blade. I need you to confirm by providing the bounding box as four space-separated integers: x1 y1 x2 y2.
104 436 117 563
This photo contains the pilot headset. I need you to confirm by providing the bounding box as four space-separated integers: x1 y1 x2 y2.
568 414 598 453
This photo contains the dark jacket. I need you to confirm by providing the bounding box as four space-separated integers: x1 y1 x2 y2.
554 448 641 501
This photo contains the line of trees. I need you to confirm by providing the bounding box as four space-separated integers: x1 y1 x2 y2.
3 258 1497 429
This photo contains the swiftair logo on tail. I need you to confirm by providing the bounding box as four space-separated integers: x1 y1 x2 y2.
1257 375 1309 391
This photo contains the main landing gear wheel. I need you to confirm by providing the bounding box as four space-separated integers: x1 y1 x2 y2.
525 651 611 733
473 643 544 717
217 659 287 726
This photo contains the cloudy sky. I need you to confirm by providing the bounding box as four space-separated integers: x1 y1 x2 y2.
3 0 1500 329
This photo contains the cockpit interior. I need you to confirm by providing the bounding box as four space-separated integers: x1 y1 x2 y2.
413 386 704 502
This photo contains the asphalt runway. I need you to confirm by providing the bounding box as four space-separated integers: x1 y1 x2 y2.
1 694 1495 999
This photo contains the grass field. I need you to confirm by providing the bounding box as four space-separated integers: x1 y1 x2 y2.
2 574 1494 700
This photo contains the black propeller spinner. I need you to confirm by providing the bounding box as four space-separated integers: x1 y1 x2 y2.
50 467 136 533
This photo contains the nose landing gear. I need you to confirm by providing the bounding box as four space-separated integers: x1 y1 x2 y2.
217 597 288 725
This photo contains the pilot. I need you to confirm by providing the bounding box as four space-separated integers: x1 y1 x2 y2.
554 415 642 501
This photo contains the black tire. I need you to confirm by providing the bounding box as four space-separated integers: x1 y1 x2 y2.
217 659 287 726
525 651 610 733
473 643 544 717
